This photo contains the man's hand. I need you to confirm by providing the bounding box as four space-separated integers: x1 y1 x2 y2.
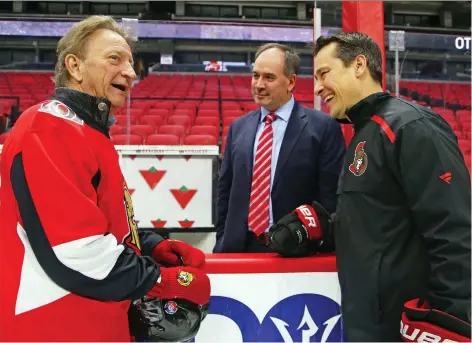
147 266 211 306
152 239 206 268
268 202 331 257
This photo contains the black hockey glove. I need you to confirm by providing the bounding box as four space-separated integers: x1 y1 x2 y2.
268 201 332 257
401 298 471 343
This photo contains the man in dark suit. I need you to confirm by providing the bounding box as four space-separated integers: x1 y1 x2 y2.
213 43 346 253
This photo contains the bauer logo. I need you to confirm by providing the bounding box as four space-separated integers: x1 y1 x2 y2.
194 293 344 342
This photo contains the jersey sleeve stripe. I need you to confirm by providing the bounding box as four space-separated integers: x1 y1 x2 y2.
53 233 124 280
11 152 160 302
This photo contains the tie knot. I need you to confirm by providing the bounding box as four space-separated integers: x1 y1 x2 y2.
266 113 277 124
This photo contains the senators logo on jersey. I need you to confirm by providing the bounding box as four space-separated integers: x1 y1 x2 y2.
123 181 141 253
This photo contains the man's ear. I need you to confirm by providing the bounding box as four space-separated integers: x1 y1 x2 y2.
288 74 297 92
64 54 84 83
354 54 368 78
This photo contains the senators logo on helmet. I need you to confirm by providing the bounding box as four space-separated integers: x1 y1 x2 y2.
177 271 194 287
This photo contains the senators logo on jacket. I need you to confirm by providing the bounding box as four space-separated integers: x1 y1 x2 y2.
349 141 368 176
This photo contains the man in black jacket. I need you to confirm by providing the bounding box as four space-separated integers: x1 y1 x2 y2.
267 32 471 341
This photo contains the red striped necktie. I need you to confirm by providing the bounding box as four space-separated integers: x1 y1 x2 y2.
248 112 277 236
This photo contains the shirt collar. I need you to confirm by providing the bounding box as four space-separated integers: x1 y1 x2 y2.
51 87 113 136
344 92 391 126
260 95 295 123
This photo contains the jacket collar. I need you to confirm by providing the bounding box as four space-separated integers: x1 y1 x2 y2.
51 88 114 135
342 91 391 128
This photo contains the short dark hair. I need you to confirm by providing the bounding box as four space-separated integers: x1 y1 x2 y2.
313 32 383 85
255 43 300 77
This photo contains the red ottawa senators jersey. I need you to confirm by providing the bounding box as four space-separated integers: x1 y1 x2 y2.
0 88 164 342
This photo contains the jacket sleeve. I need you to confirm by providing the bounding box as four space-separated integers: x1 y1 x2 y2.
11 126 160 302
138 229 165 257
396 118 471 322
315 118 346 214
213 124 234 253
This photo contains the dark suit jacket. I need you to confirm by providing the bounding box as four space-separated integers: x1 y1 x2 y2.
213 101 346 253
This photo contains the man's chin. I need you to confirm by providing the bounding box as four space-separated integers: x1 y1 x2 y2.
254 96 270 107
329 108 342 119
329 110 350 122
109 97 127 110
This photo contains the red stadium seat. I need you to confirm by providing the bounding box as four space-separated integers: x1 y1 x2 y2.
131 102 151 111
184 134 218 145
433 107 454 117
129 124 156 138
441 114 456 122
173 108 196 119
111 134 143 145
153 102 175 112
456 110 471 121
159 125 186 143
175 102 197 110
167 115 192 131
242 103 259 112
147 109 170 118
190 125 219 139
222 109 244 118
199 102 219 110
223 117 238 128
458 139 470 154
194 116 220 128
109 124 125 135
463 125 471 135
146 134 180 145
447 120 459 131
464 155 471 169
198 109 219 117
114 115 137 126
128 108 145 119
221 102 242 110
222 126 230 137
455 130 467 140
139 115 164 128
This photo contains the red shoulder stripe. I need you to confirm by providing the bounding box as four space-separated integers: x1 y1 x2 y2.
371 115 396 143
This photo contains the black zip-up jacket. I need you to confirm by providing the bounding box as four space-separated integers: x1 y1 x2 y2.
333 92 471 341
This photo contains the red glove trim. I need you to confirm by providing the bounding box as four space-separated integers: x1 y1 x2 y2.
293 204 322 240
401 298 471 342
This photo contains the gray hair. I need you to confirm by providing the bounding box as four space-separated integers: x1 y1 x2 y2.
255 43 300 77
54 15 133 87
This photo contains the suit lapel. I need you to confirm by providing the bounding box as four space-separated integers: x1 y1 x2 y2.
244 109 262 182
273 102 307 188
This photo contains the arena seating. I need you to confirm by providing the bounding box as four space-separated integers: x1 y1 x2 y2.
0 72 470 171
